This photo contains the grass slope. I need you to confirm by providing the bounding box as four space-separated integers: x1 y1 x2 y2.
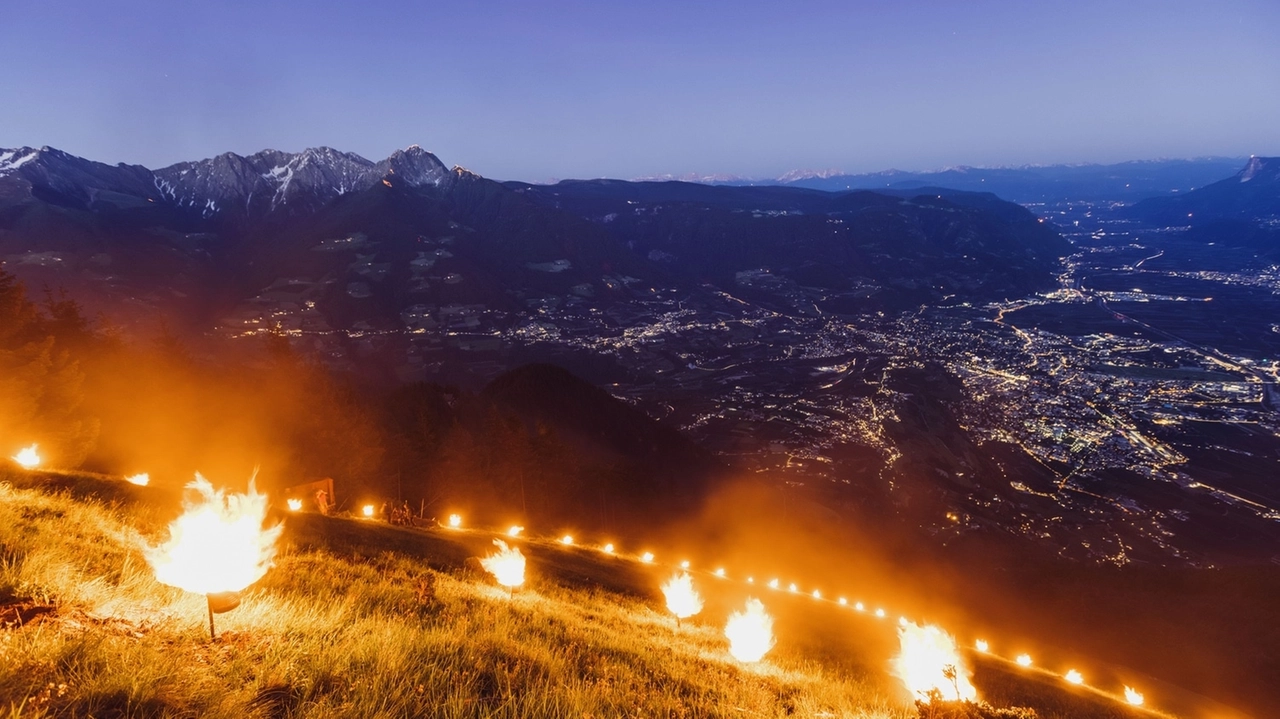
0 471 1176 718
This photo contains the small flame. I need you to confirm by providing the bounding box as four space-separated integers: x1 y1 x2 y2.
507 525 523 537
1016 654 1033 667
855 602 865 612
875 608 886 618
975 639 989 652
448 513 462 528
145 474 283 595
12 444 40 469
725 598 775 663
1124 687 1144 706
286 498 302 511
714 567 726 577
788 582 798 593
126 473 150 486
680 560 690 569
362 505 374 518
838 597 848 606
602 543 615 554
560 535 574 545
1065 669 1084 685
768 578 780 590
892 621 978 703
812 589 821 599
662 572 704 621
479 539 525 589
747 576 755 584
641 551 654 563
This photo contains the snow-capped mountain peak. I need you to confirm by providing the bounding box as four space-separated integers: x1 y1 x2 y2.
776 168 844 183
1238 156 1279 184
152 145 453 215
377 145 449 187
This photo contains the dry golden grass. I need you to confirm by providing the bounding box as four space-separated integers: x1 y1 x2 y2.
0 472 914 719
0 471 1187 719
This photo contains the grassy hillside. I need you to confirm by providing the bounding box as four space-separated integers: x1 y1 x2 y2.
0 470 1190 718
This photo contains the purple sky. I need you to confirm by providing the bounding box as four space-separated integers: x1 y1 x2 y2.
3 0 1278 180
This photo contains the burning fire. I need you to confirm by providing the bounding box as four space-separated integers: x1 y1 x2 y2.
662 572 703 625
768 578 780 590
680 560 690 569
875 608 886 618
892 621 978 703
286 498 302 511
507 525 523 537
602 543 615 554
641 551 654 563
812 589 821 599
838 597 847 606
855 602 865 612
1124 687 1144 706
145 474 283 596
714 567 725 578
479 539 526 590
1065 669 1084 685
448 513 462 528
1016 653 1033 667
126 473 150 486
725 598 775 663
975 639 989 652
560 534 574 545
362 504 374 518
12 444 40 469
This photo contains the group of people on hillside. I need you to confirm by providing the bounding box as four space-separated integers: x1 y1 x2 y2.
382 501 418 526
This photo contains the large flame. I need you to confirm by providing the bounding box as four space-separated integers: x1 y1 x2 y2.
479 539 526 589
725 597 775 663
662 572 704 621
892 621 978 703
126 473 150 486
12 444 40 469
1124 686 1145 706
145 475 283 595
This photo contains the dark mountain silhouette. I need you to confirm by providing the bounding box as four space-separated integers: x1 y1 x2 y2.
507 180 1069 309
482 362 722 507
0 144 1070 332
1130 156 1280 225
378 364 724 533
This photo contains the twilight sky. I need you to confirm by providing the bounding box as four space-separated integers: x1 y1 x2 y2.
3 0 1278 180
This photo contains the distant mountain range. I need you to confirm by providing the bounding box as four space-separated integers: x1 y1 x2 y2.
1130 156 1280 224
0 144 1072 341
0 144 455 218
636 157 1249 203
1127 156 1280 259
